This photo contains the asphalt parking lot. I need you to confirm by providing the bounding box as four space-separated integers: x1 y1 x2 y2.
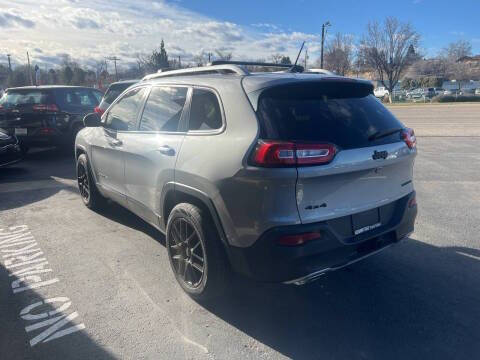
1 103 479 360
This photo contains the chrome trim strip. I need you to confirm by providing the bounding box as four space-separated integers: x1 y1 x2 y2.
284 243 395 286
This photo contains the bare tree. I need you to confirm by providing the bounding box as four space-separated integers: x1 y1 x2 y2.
359 17 420 102
321 32 354 75
441 40 472 62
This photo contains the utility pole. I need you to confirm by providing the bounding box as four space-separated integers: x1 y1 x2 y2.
320 21 331 68
208 52 212 63
178 55 181 69
6 54 12 73
107 56 120 81
27 51 33 85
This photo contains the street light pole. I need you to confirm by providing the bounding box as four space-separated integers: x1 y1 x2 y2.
6 54 12 73
320 21 331 68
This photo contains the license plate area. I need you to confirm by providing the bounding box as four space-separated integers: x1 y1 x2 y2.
15 128 27 135
352 208 381 235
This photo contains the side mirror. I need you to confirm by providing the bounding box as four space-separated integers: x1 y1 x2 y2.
83 113 101 127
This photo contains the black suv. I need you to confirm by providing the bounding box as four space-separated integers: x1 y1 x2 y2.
0 86 103 151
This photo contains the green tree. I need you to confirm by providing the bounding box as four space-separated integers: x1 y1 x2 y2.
280 56 292 64
48 69 57 84
149 39 169 71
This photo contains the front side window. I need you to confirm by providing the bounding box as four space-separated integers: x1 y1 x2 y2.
139 87 188 132
105 87 146 131
188 89 222 131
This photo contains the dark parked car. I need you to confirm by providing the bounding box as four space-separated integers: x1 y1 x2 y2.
0 86 103 151
0 129 23 167
95 80 138 115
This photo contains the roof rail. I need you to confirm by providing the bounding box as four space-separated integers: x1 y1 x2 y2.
142 64 249 81
210 60 304 73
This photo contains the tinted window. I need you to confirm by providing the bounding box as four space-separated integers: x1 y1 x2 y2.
104 82 136 104
257 82 404 149
105 87 146 131
60 89 99 107
91 90 103 103
0 90 51 108
188 89 222 131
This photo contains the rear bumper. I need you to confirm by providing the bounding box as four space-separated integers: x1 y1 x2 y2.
227 191 417 283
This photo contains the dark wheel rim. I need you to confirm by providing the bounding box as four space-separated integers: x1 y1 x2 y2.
168 218 206 289
77 163 90 202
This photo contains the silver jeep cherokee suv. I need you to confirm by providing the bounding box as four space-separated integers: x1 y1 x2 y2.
75 61 417 300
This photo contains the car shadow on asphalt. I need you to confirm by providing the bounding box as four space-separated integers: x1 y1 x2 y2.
0 147 78 211
76 197 480 360
200 239 480 360
0 263 118 360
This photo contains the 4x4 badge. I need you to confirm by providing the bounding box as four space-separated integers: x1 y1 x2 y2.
372 150 388 160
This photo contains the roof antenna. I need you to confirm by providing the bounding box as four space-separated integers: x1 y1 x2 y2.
290 41 305 73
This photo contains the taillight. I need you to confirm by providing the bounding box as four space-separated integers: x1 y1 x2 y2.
94 106 104 115
252 140 337 167
277 232 322 246
33 104 59 112
401 128 416 149
39 128 55 135
408 195 417 208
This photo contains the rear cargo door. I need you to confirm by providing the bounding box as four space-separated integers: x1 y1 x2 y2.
256 81 416 224
0 89 53 134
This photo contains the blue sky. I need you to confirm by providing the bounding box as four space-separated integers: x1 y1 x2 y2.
0 0 478 70
180 0 480 55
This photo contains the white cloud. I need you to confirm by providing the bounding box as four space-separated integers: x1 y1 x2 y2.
0 0 320 70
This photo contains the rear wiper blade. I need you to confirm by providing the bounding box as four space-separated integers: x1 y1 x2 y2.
368 128 403 141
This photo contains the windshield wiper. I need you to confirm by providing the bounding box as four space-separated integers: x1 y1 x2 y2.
368 128 403 141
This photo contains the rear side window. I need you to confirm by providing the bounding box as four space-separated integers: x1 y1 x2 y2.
105 87 146 131
0 90 51 108
139 86 188 132
188 89 222 131
58 89 99 107
257 82 404 149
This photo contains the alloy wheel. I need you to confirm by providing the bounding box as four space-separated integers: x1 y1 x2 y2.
77 163 90 202
167 218 206 289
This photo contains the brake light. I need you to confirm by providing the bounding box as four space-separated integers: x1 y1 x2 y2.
33 104 59 112
401 128 416 149
252 140 337 167
94 106 105 115
277 232 322 246
39 128 55 135
408 195 417 208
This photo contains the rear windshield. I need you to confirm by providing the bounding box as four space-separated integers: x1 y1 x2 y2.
104 83 136 104
0 90 51 108
257 82 404 149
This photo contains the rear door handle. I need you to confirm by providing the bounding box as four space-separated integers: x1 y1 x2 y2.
157 145 175 156
109 139 123 146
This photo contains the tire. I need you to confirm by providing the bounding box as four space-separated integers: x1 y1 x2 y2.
166 203 229 301
76 154 104 210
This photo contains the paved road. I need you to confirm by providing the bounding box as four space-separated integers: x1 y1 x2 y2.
0 104 479 359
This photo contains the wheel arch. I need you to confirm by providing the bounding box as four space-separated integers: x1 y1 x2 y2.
162 183 229 249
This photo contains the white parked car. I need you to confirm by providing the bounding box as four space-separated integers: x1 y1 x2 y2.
374 87 390 98
475 88 480 95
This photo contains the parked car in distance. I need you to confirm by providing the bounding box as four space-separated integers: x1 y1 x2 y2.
95 80 139 115
0 129 23 167
434 88 444 96
374 86 390 98
76 62 417 300
0 86 103 152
